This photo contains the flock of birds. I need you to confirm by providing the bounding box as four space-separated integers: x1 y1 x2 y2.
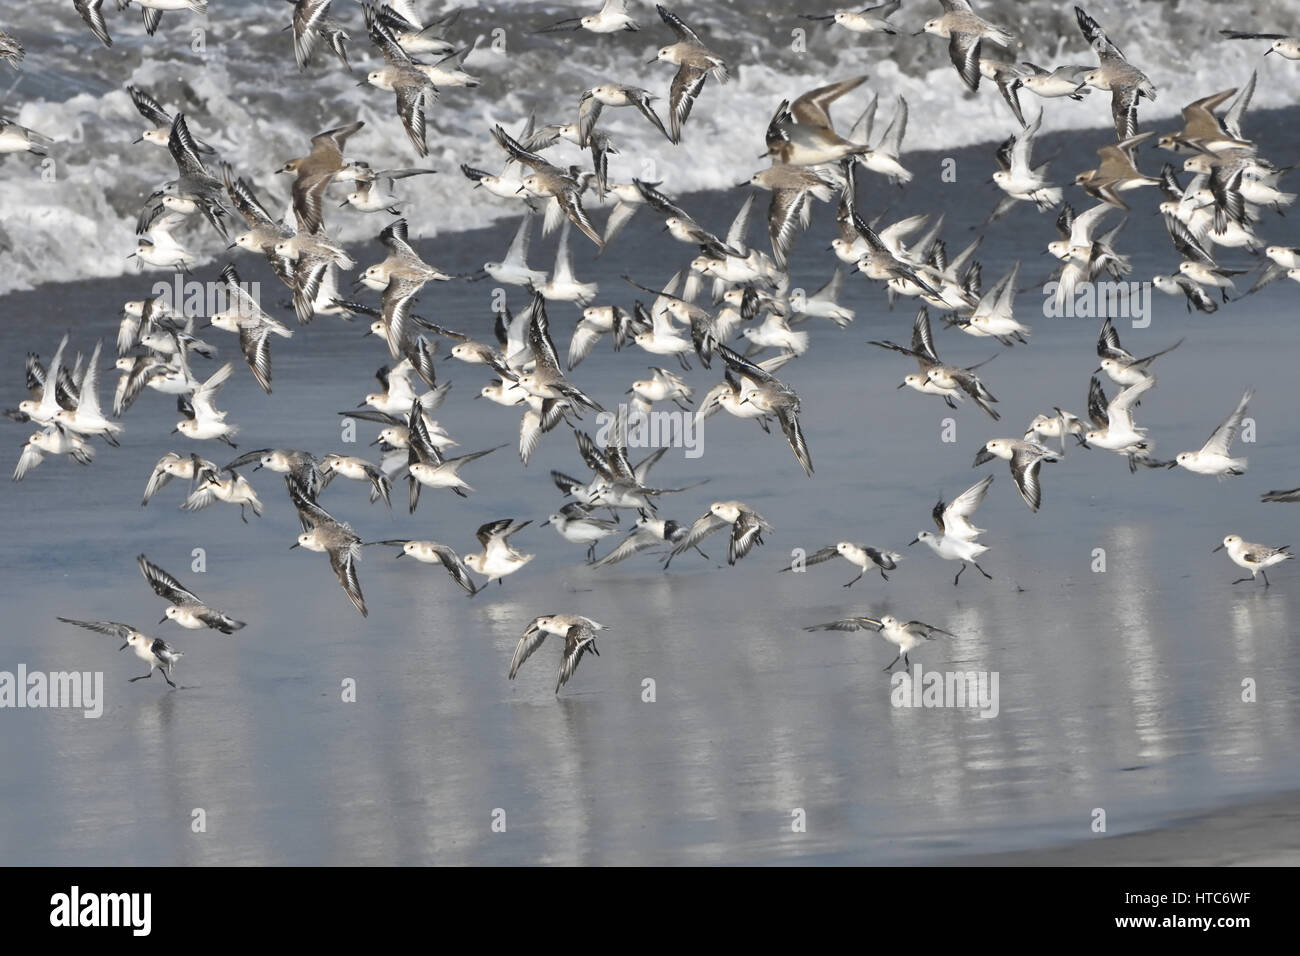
4 0 1300 695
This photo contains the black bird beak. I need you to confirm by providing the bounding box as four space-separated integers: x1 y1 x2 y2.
369 436 382 445
895 381 907 389
289 542 300 550
1092 366 1103 374
395 551 405 558
356 400 367 408
908 537 920 546
1165 460 1178 469
226 241 237 250
1212 542 1225 552
118 643 128 652
646 56 658 65
159 616 168 625
972 447 996 467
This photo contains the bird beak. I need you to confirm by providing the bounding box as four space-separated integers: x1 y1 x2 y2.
1166 460 1178 469
356 400 367 408
118 643 128 652
912 29 925 36
159 616 168 625
369 436 382 445
226 241 237 249
132 136 144 144
895 381 907 389
395 551 405 558
1092 366 1102 374
908 537 919 546
289 542 300 550
169 426 179 434
1212 543 1225 552
972 447 996 467
645 56 658 65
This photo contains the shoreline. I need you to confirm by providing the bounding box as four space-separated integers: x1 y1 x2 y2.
945 789 1300 866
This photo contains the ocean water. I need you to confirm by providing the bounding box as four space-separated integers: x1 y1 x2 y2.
2 2 1300 865
3 0 1300 293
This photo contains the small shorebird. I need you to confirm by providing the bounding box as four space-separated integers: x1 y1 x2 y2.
1170 389 1254 478
910 475 994 585
780 543 901 586
58 618 183 688
1213 535 1291 588
138 555 245 633
804 615 955 672
972 439 1060 512
509 615 607 694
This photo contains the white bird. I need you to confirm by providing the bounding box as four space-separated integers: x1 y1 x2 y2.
175 362 237 445
58 618 183 688
1171 389 1254 477
804 614 955 672
666 500 771 567
780 542 901 586
464 519 534 585
909 475 994 585
138 554 245 633
509 615 607 695
972 438 1060 512
1212 535 1291 588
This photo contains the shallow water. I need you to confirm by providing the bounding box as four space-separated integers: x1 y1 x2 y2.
4 99 1300 863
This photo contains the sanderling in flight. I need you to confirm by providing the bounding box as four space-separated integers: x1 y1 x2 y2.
510 615 607 695
950 260 1030 345
532 220 599 306
490 124 604 247
973 439 1060 512
870 307 1000 420
484 211 548 288
1074 132 1160 210
590 513 702 567
174 362 237 446
716 345 813 476
370 539 478 595
276 120 366 236
801 2 901 35
1075 5 1157 140
126 85 216 152
290 0 352 71
579 84 672 144
1018 62 1091 101
652 3 729 143
538 0 638 33
319 453 393 507
766 75 870 167
13 424 95 482
1083 375 1164 471
781 543 901 586
910 475 994 586
182 461 264 523
805 614 955 672
142 451 212 506
464 519 534 586
224 447 321 497
58 618 183 689
138 554 245 633
1220 30 1300 60
52 342 122 447
1095 317 1182 386
1213 535 1291 588
342 162 436 214
362 2 439 157
1023 408 1087 456
0 117 53 157
1170 388 1254 477
666 501 771 568
918 0 1016 93
289 480 368 616
543 504 621 561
